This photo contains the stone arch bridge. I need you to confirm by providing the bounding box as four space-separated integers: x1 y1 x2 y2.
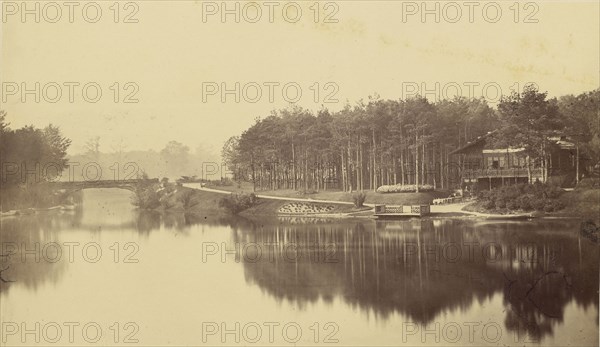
49 178 159 193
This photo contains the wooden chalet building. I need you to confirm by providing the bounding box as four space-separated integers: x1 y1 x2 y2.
450 131 587 190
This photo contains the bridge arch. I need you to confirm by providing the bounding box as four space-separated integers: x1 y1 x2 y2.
49 179 158 194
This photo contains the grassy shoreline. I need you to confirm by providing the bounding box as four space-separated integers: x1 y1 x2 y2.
202 182 450 205
186 185 599 222
176 187 369 217
5 182 593 223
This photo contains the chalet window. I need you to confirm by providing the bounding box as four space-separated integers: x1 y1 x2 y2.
512 156 525 168
487 156 500 169
465 160 479 170
498 156 505 169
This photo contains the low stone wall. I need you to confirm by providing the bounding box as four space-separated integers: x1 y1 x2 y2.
277 202 335 215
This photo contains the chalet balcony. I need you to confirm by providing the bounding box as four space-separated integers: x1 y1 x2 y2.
462 168 543 179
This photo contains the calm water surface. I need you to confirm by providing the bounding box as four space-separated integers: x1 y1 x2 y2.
0 189 598 346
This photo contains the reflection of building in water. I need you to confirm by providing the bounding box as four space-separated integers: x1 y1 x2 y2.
233 218 598 341
277 216 337 224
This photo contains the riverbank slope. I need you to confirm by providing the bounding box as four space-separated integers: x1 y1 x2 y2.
176 186 368 217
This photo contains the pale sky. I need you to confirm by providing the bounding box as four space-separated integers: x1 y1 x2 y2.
1 0 598 155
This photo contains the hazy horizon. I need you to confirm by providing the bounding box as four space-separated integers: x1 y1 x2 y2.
2 1 598 155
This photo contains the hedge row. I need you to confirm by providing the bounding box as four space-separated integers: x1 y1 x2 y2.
478 183 565 212
219 192 259 214
376 184 435 193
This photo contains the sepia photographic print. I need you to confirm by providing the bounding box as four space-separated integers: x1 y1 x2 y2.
0 0 599 346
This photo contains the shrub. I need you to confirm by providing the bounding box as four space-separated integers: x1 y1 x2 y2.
542 200 564 212
553 199 565 211
352 191 367 208
506 199 518 210
531 198 547 211
543 199 565 212
159 195 177 209
297 189 318 196
483 200 495 209
495 198 506 209
516 195 533 211
544 185 563 199
219 193 258 214
576 178 600 190
522 184 536 195
131 175 162 209
479 189 494 201
177 189 196 209
218 177 235 186
207 177 235 187
478 183 565 213
525 182 564 199
177 175 200 183
131 188 161 209
502 185 522 200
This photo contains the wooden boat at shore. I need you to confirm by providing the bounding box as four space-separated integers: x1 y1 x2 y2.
0 210 18 217
478 213 533 220
0 204 77 218
374 204 430 218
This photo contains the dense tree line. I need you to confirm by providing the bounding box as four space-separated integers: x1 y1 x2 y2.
491 86 599 184
0 111 71 187
0 111 71 210
223 87 600 192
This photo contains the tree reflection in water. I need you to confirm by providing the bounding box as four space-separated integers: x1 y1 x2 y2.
0 211 81 293
0 206 257 295
230 217 598 341
1 204 597 342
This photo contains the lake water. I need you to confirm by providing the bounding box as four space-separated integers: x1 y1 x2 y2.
0 188 598 346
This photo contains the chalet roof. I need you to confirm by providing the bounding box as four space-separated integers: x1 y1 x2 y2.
450 132 576 155
549 136 576 149
482 148 525 153
449 131 496 155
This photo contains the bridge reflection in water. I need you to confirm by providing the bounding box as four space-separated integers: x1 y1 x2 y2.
1 194 597 345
